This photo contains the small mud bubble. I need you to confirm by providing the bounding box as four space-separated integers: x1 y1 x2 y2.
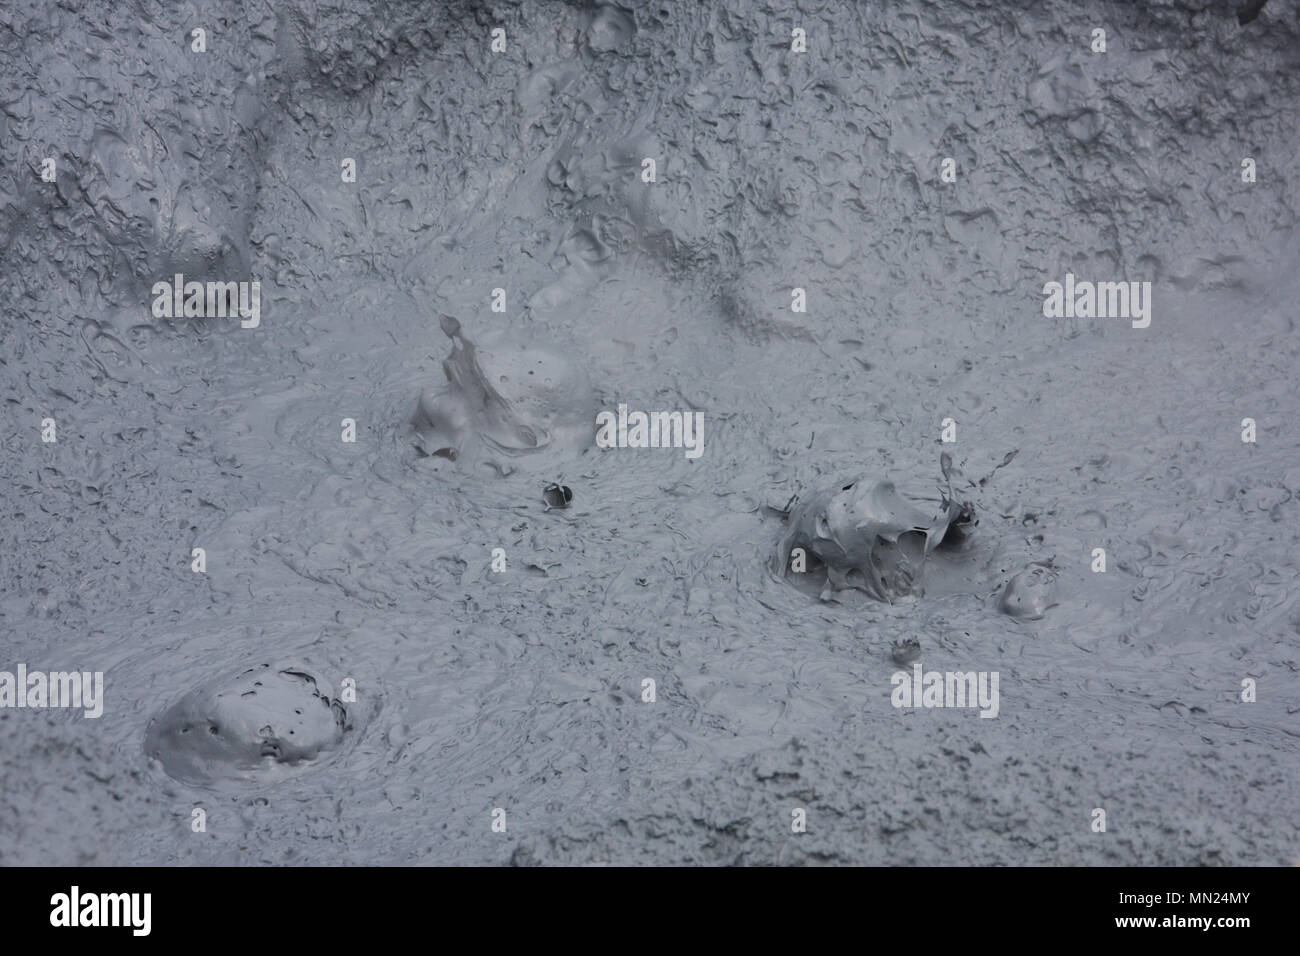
891 637 922 665
999 563 1059 620
543 483 573 509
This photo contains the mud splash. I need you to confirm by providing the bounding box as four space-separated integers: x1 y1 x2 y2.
773 468 975 602
412 315 595 475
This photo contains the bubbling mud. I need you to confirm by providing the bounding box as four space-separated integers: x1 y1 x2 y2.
773 469 975 603
412 316 595 475
145 662 365 788
1000 563 1060 621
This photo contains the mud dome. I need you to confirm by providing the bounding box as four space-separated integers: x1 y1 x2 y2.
412 315 595 474
145 663 364 788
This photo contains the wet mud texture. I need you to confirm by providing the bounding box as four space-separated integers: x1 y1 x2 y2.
2 0 1300 865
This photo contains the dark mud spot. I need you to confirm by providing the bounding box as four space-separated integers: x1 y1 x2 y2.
1238 0 1269 25
891 637 922 665
543 483 573 509
145 663 366 788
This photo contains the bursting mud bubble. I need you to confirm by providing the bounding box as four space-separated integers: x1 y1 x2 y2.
771 470 973 603
2 0 1299 866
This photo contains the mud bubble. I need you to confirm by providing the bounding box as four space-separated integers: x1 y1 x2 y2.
145 662 370 788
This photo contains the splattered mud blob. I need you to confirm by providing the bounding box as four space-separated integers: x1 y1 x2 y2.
412 316 596 475
145 663 363 788
773 472 975 603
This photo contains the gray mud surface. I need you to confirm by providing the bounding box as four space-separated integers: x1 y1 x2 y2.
2 0 1299 865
